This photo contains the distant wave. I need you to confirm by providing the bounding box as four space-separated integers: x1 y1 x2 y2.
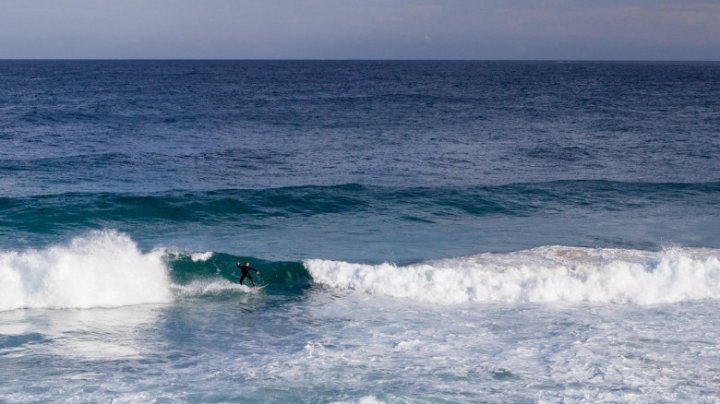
2 181 718 231
307 246 720 305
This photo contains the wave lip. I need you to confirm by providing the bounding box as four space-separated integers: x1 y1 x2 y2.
306 246 720 305
0 230 172 311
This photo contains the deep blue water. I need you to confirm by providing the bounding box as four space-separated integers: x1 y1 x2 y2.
1 61 720 402
2 60 719 259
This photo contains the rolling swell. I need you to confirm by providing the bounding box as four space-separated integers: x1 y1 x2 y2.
2 181 719 233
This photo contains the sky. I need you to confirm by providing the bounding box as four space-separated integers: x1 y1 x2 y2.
0 0 719 60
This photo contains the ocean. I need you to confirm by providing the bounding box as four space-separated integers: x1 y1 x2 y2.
1 60 719 402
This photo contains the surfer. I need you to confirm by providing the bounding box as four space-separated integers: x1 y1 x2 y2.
237 261 260 287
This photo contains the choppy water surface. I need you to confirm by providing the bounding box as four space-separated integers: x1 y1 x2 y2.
1 61 719 402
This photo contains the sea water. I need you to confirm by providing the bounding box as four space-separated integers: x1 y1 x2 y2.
1 61 719 402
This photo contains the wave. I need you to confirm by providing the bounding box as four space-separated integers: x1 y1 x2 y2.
0 231 310 311
166 251 310 286
306 246 720 305
2 181 719 231
4 231 720 310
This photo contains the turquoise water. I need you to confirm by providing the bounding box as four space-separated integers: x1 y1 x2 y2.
1 61 720 402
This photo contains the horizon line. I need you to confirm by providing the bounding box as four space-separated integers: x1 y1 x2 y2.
1 58 719 63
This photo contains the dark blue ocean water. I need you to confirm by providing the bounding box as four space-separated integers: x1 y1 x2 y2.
1 61 719 260
2 61 720 402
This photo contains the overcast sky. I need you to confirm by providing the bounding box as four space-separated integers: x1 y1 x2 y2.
1 0 719 60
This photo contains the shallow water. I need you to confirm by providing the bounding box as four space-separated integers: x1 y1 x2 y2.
3 291 720 402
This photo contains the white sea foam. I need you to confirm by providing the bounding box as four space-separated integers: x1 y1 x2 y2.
0 230 172 311
190 251 213 262
172 279 257 297
306 246 720 305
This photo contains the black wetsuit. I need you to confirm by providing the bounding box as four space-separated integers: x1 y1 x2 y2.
238 263 258 286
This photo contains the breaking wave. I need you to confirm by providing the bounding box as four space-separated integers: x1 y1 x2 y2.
0 230 172 311
306 246 720 305
3 231 720 311
0 231 309 311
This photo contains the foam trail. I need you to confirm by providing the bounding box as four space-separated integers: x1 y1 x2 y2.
306 246 720 305
172 279 257 297
0 231 172 311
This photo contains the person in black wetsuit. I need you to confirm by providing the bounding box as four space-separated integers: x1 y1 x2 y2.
237 261 260 287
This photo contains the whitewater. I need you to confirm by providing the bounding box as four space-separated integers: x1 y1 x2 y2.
308 247 720 305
